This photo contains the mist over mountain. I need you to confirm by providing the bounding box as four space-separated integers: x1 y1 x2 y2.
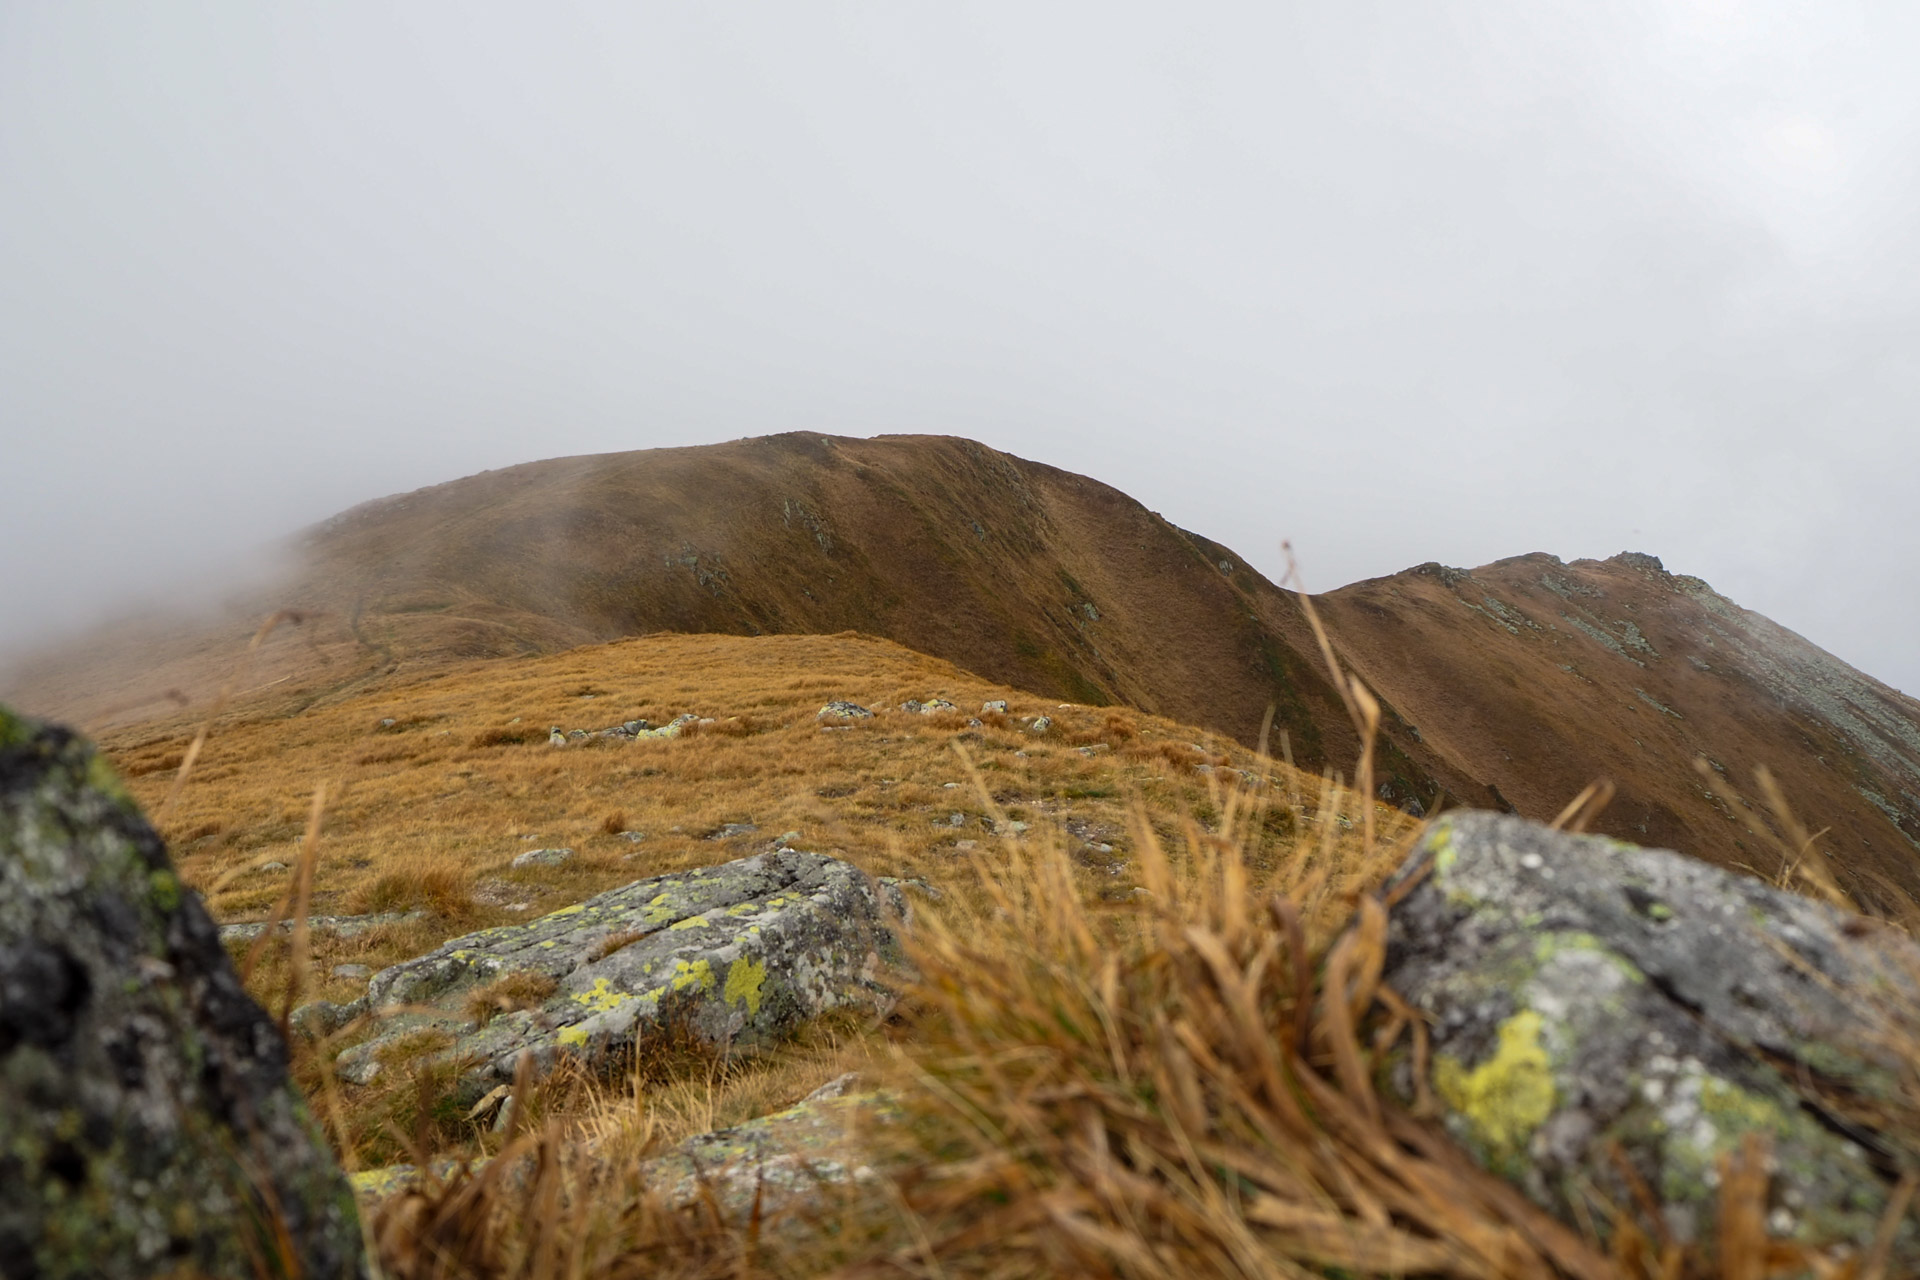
8 433 1917 902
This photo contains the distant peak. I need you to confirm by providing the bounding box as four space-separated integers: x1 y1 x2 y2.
1611 551 1667 575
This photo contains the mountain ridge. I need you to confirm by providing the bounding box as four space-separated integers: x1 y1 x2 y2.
7 431 1918 901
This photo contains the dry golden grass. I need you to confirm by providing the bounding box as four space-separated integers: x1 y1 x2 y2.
100 626 1914 1277
103 631 1403 1169
359 785 1888 1279
105 632 1395 1001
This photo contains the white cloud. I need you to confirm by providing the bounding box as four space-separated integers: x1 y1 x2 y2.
2 0 1916 693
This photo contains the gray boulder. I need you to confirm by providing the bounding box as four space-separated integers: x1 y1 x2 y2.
510 846 573 869
817 701 874 720
321 849 906 1101
217 907 423 943
0 708 361 1278
901 698 958 715
352 1072 905 1233
1383 811 1920 1262
638 1072 900 1226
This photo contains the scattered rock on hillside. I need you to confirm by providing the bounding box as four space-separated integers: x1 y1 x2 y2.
511 846 574 869
981 700 1008 714
314 849 906 1101
1382 811 1920 1263
218 908 425 943
551 714 705 745
705 823 759 841
902 698 958 714
0 708 362 1279
817 701 874 720
1028 716 1052 733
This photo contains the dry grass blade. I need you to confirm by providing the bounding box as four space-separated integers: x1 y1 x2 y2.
1349 679 1382 857
1752 765 1854 912
1550 779 1616 834
1714 1135 1772 1280
1862 1171 1920 1280
1280 543 1359 729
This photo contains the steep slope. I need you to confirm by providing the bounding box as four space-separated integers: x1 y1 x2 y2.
292 432 1365 757
1317 552 1920 913
7 432 1919 901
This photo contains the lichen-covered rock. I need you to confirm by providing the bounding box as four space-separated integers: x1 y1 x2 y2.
323 850 906 1100
639 1073 899 1220
0 707 362 1279
901 698 958 714
217 907 423 943
817 701 873 720
551 715 702 746
351 1073 904 1236
1383 811 1920 1261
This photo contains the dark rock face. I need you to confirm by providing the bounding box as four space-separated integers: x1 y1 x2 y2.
1384 811 1920 1263
0 707 362 1279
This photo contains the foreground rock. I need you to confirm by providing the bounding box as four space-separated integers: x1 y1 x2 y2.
0 708 362 1279
635 1072 900 1225
317 849 906 1101
1384 811 1920 1262
352 1072 901 1220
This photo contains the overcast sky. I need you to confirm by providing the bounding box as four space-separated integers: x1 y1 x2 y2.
4 2 1917 693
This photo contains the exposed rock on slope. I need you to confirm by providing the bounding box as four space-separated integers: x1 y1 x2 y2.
1384 811 1920 1262
309 849 906 1101
0 707 361 1279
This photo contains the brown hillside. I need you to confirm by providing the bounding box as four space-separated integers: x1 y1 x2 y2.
6 433 1415 799
8 432 1919 900
1317 552 1920 912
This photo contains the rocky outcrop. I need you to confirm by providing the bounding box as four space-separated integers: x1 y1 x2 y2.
1383 812 1920 1262
217 907 423 943
550 715 705 746
313 850 906 1101
638 1072 898 1220
352 1072 903 1235
0 707 362 1279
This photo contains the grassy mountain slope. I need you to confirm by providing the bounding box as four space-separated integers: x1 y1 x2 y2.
93 630 1408 1165
11 431 1920 898
1317 551 1920 913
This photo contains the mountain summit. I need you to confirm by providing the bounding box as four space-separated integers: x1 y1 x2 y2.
8 433 1918 901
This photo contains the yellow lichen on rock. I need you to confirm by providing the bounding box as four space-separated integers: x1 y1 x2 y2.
1434 1009 1556 1160
570 977 632 1014
724 955 767 1016
670 957 715 993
